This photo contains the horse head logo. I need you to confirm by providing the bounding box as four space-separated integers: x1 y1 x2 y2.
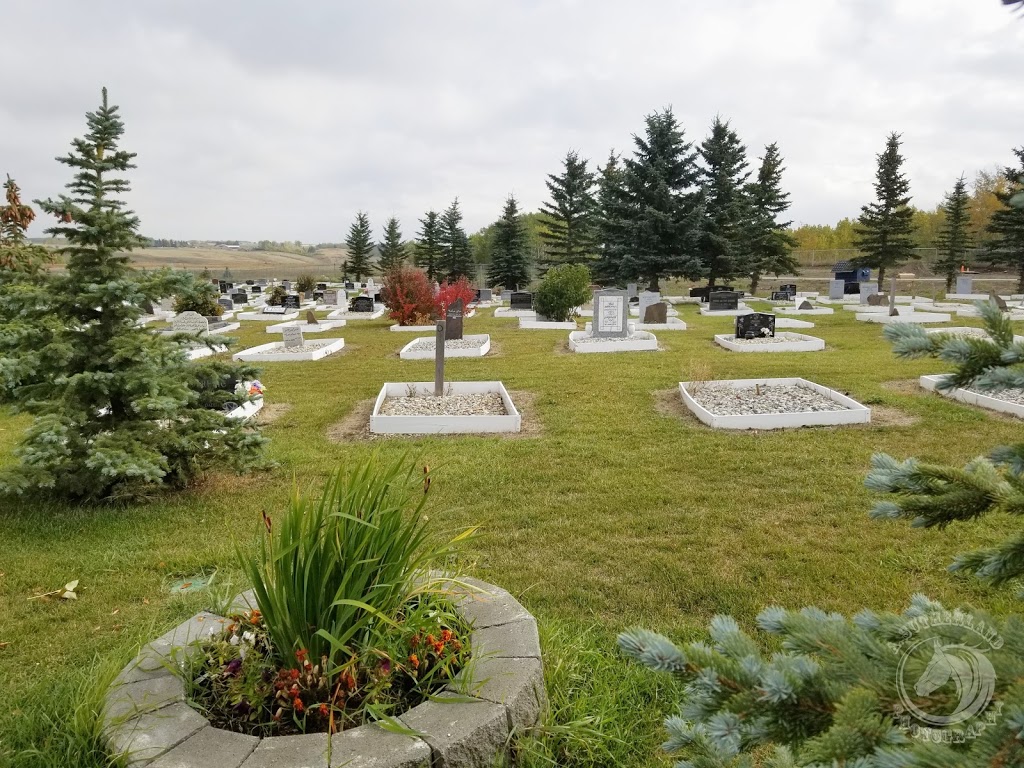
901 638 996 726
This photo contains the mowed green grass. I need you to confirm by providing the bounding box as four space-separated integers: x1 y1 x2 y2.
1 292 1020 766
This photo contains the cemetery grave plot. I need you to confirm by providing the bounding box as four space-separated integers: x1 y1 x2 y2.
519 316 577 330
397 301 490 359
569 289 659 353
855 310 952 324
713 312 825 352
919 375 1024 419
266 310 344 334
774 317 815 329
328 296 386 320
679 377 871 430
776 298 834 315
493 291 537 318
698 291 752 316
237 305 299 321
233 325 344 362
370 382 520 433
925 326 1024 343
630 292 686 330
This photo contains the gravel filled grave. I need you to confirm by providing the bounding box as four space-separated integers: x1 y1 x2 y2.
406 337 487 352
723 332 813 346
379 392 509 417
689 382 847 416
960 385 1024 405
251 341 336 355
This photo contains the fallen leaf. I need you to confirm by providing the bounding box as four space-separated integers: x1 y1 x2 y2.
111 608 119 615
180 582 192 590
64 580 79 592
142 598 150 605
0 642 9 649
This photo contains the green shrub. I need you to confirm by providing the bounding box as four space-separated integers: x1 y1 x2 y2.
535 263 590 322
173 278 223 317
265 285 287 306
295 273 316 295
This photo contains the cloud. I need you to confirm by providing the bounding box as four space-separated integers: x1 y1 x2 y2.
1 0 1021 240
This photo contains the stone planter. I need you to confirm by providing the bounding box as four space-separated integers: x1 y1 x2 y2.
713 332 825 353
104 578 544 767
370 381 521 434
567 330 658 353
399 335 491 360
232 339 345 362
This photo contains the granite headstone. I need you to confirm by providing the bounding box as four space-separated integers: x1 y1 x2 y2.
350 295 374 313
735 312 775 339
510 292 533 310
445 298 465 340
592 289 629 338
643 302 668 324
708 291 740 311
282 325 304 349
172 311 209 335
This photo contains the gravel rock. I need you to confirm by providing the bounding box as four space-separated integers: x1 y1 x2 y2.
256 341 335 355
689 383 845 416
572 333 647 345
962 385 1024 405
380 393 508 416
725 332 810 345
928 327 990 339
408 337 487 352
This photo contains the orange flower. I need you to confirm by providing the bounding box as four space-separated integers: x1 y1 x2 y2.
319 703 329 717
433 641 445 655
409 653 420 669
296 649 308 662
452 640 462 652
440 629 452 643
341 669 356 691
293 697 304 713
410 634 421 647
425 634 436 646
290 669 300 681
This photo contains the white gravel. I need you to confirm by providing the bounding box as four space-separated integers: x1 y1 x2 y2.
256 341 336 355
962 386 1024 405
572 333 646 345
689 383 846 416
725 332 808 345
379 393 508 416
928 327 990 339
407 337 487 352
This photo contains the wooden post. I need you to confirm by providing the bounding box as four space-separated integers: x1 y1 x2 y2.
889 276 897 314
434 320 445 396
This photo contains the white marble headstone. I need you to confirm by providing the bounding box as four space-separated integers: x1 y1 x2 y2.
171 311 209 335
829 279 845 300
159 297 175 312
638 291 661 321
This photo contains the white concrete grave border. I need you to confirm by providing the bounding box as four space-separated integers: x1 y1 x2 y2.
237 310 300 322
568 330 658 353
919 374 1024 419
679 377 871 430
713 332 825 352
370 381 520 434
519 317 577 330
104 577 545 768
399 334 491 360
265 320 345 334
232 338 345 362
855 311 952 324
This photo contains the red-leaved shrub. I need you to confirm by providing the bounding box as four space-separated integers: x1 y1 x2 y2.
435 277 477 319
381 267 435 326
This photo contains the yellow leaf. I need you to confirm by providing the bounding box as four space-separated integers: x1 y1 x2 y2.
64 580 79 592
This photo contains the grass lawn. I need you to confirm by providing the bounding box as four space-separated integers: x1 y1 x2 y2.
1 291 1020 767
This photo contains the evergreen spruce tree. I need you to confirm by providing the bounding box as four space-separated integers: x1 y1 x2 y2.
377 216 406 272
935 174 973 291
854 132 918 288
0 176 52 274
538 151 598 270
695 116 752 287
415 210 443 281
616 109 703 290
986 148 1024 292
593 150 631 284
744 143 798 294
0 89 264 501
487 195 530 290
345 211 374 281
438 198 474 280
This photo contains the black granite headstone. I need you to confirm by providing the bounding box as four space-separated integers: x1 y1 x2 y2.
282 294 301 310
708 291 740 311
510 291 533 310
345 281 356 290
445 298 465 340
231 292 248 305
349 295 374 313
735 312 776 339
771 291 794 301
217 297 233 311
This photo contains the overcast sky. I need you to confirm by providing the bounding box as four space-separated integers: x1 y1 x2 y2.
2 1 1022 242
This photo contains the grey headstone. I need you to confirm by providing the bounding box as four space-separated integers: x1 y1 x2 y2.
637 290 661 322
592 289 629 338
282 280 291 291
159 297 175 312
829 279 846 300
990 292 1008 311
500 290 513 302
798 299 814 310
282 325 304 349
626 283 638 300
305 310 318 325
171 311 209 335
867 292 885 306
859 282 878 304
322 289 339 306
445 298 465 340
956 275 973 295
476 288 493 302
708 291 740 311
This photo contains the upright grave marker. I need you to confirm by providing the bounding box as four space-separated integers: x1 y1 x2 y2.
637 291 661 322
217 297 233 312
735 312 775 339
283 294 301 310
172 311 210 335
829 279 845 300
306 310 318 325
708 291 740 311
644 302 668 324
282 325 304 349
956 275 974 295
592 289 629 338
350 295 374 313
510 292 533 311
445 298 465 340
322 289 339 307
